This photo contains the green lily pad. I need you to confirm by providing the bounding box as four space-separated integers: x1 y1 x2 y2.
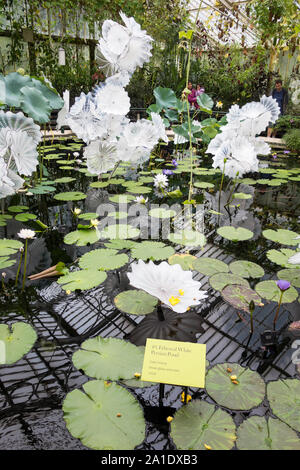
149 208 177 219
229 260 264 279
54 177 76 183
266 248 297 268
77 213 99 220
57 269 107 291
209 273 249 291
262 229 300 246
0 215 13 226
233 192 252 200
30 185 56 194
194 182 215 189
72 337 145 380
15 212 37 222
103 239 139 250
99 224 140 240
0 256 16 269
237 416 300 450
79 249 128 271
114 290 158 316
0 239 23 256
8 205 29 213
154 86 177 109
64 229 99 247
168 230 207 247
255 280 298 303
236 178 256 185
192 257 229 276
221 285 262 313
206 363 265 410
0 322 37 365
128 186 152 195
277 269 300 288
131 241 175 261
63 380 145 450
109 195 135 203
267 379 300 432
217 226 253 242
171 401 236 450
90 181 109 188
54 192 87 201
107 211 128 220
168 253 197 271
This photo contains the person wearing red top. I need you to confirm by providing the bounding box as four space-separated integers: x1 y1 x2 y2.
186 81 199 109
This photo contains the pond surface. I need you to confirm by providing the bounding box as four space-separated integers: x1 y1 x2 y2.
0 137 300 450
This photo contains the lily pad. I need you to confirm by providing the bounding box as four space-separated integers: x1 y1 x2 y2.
229 260 264 279
233 193 252 200
168 230 207 247
78 213 99 220
267 379 300 432
98 224 140 240
128 186 152 195
131 241 175 261
237 416 300 450
168 253 197 271
54 192 87 201
109 194 135 203
255 280 298 303
209 273 249 291
206 363 265 410
217 226 253 242
0 215 12 227
149 208 176 219
171 401 236 450
104 239 139 250
221 285 262 312
192 257 229 276
79 249 128 271
90 181 109 188
64 229 99 247
54 177 76 183
154 86 177 109
0 322 37 365
72 337 145 380
262 229 300 246
63 380 145 450
266 248 297 268
0 256 16 269
0 239 23 256
57 269 107 291
194 182 215 189
114 290 158 316
15 212 37 222
277 269 300 288
8 205 29 213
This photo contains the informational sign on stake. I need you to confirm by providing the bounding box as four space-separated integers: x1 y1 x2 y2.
141 338 206 388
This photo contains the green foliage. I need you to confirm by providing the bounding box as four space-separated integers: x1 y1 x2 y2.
274 114 300 132
283 129 300 152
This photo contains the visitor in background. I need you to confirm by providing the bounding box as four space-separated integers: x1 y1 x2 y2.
267 79 289 137
196 84 205 96
185 81 199 109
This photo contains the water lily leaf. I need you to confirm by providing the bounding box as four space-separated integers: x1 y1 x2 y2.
99 224 140 240
217 226 253 242
63 380 145 450
128 186 152 194
168 230 207 247
236 178 256 185
206 363 265 410
79 249 128 271
229 260 264 279
192 257 229 276
90 181 109 188
171 401 236 450
64 229 99 246
255 280 298 303
29 78 64 110
54 191 87 201
20 86 51 123
168 253 196 270
77 212 99 220
237 416 300 450
209 273 249 291
54 177 76 183
0 322 37 364
0 239 23 256
277 269 300 288
233 193 252 200
196 93 214 112
149 208 176 218
194 182 214 189
262 229 300 246
104 239 139 250
131 241 175 261
3 72 31 107
0 256 16 269
72 337 145 380
109 195 135 203
221 285 261 312
57 269 107 291
266 248 297 268
0 215 12 226
114 290 158 316
267 379 300 432
154 86 177 109
8 205 29 213
107 211 128 220
15 212 37 222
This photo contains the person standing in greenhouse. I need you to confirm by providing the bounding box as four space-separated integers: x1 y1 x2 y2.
267 79 289 137
195 84 205 96
185 81 199 109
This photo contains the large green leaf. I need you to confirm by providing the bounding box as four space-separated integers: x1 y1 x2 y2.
99 224 140 240
54 191 87 201
192 257 229 276
57 269 107 291
229 260 264 279
206 363 265 410
277 269 300 288
267 379 300 432
171 401 236 450
0 239 23 256
154 86 177 109
168 253 196 271
20 86 51 123
196 93 214 112
0 322 37 365
266 248 297 268
63 380 145 450
255 280 298 303
149 208 176 219
15 212 37 222
237 416 300 450
217 226 253 242
64 229 99 246
131 241 175 261
209 273 249 291
79 249 128 271
3 72 31 107
0 256 16 269
114 290 158 315
262 229 300 246
72 337 145 380
168 230 206 247
30 78 64 110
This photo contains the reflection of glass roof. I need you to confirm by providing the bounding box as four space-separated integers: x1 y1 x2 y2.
187 0 258 47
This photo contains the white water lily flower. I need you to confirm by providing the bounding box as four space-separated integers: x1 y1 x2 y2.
123 119 159 149
84 140 119 175
127 260 208 313
94 83 130 116
154 173 168 189
151 113 168 143
18 228 36 239
0 128 38 175
259 95 280 123
135 195 148 204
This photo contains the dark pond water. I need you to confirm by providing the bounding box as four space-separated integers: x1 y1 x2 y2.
0 137 300 450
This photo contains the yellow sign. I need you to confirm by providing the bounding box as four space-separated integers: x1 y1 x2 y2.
141 338 206 388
